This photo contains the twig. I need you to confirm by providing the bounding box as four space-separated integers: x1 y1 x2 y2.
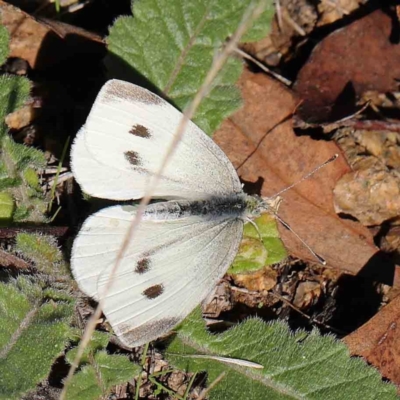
0 248 30 269
43 171 73 190
281 8 306 36
0 226 68 239
234 47 292 86
231 286 346 335
269 290 347 335
275 0 283 32
41 167 68 175
294 117 400 135
49 136 70 211
197 372 226 400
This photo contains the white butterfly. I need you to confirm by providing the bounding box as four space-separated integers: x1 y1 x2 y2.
71 80 269 347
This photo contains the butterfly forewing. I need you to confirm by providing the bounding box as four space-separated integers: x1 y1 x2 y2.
72 203 243 347
72 80 242 201
71 128 140 200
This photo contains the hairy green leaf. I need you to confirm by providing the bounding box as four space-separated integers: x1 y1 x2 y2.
66 351 140 400
2 135 46 170
0 25 10 66
107 0 274 134
165 309 397 399
66 330 140 400
12 204 30 221
0 76 30 137
0 277 74 400
23 167 41 189
15 233 66 275
2 136 47 222
0 192 14 224
0 73 48 223
66 330 111 365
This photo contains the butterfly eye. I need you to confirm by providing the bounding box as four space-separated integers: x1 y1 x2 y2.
129 124 151 138
142 284 164 299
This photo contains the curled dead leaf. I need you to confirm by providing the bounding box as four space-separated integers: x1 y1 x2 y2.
293 280 322 309
344 294 400 387
231 266 278 293
5 104 36 130
0 0 104 70
294 9 400 122
202 282 232 319
334 162 400 226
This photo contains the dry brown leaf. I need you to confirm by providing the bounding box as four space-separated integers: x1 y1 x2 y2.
0 0 104 70
344 294 400 386
243 0 318 66
293 280 321 308
332 128 400 226
214 69 400 287
334 161 400 225
231 266 277 292
202 282 232 318
294 9 400 122
5 103 37 130
316 0 364 26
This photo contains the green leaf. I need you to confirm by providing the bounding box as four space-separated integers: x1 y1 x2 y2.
0 162 20 190
0 75 30 137
229 213 287 274
0 25 10 66
66 330 111 365
66 331 140 400
65 366 103 400
0 115 48 224
0 277 74 400
2 135 46 170
165 309 397 400
94 351 140 388
66 351 141 400
0 72 48 223
0 192 14 223
15 233 65 275
107 0 274 134
12 204 30 221
23 167 40 190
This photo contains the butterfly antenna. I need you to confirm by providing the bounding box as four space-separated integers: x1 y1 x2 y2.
262 202 326 264
268 154 338 199
245 217 262 239
273 210 326 265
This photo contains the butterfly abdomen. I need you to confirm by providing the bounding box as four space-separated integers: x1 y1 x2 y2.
139 195 249 221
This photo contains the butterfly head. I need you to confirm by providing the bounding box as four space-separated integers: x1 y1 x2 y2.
245 195 282 219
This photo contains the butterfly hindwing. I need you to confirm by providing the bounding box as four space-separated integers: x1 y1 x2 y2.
71 203 243 347
71 80 242 201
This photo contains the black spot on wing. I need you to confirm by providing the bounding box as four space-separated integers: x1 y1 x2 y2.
124 150 141 166
143 284 164 299
135 258 151 274
130 124 151 138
